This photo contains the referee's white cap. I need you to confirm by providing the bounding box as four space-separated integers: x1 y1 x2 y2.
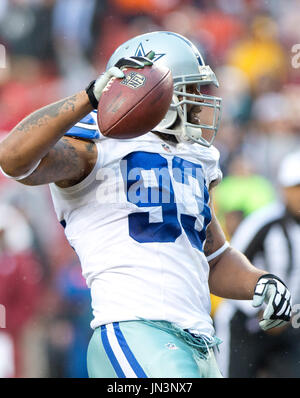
278 151 300 187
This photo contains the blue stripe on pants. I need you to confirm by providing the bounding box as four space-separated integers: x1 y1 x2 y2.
100 325 125 378
113 322 147 378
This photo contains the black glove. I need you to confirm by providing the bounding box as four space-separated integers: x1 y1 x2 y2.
252 273 292 330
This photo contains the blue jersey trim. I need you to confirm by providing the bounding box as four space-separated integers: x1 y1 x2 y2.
60 219 66 229
64 113 100 139
65 125 100 140
79 114 97 125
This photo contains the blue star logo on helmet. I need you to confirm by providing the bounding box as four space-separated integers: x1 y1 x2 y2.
135 43 166 62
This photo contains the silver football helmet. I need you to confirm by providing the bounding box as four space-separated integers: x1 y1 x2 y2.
106 31 222 147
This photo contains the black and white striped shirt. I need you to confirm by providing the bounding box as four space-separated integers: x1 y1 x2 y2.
231 201 300 312
214 201 300 376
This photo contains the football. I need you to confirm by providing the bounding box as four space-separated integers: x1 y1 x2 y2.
97 64 173 139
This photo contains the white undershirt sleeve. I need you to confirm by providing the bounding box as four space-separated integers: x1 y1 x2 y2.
0 159 41 181
206 241 230 262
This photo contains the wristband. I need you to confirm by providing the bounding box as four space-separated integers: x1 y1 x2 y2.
85 80 98 109
206 241 230 262
0 159 41 181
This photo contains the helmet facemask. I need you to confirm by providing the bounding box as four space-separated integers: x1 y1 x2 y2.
154 66 222 147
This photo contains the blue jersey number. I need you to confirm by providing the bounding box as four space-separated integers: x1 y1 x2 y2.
120 151 211 252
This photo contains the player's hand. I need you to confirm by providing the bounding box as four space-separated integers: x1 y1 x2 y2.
252 273 292 331
86 67 124 109
86 51 155 109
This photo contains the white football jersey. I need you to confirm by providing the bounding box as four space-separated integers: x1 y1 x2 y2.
49 111 222 338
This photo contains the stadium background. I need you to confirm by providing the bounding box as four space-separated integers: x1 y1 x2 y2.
0 0 299 378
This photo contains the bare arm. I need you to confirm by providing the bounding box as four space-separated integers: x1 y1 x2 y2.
205 188 267 300
0 57 154 185
20 136 97 188
0 90 93 180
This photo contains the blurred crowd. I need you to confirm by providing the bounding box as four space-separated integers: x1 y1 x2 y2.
0 0 299 377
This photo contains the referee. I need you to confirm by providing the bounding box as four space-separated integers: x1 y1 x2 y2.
214 151 300 378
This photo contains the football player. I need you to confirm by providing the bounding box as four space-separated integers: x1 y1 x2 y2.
0 31 292 378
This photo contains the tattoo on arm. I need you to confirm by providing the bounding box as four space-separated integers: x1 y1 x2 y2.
85 140 95 153
14 94 78 134
0 90 93 180
23 137 93 186
50 137 85 183
204 226 215 257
